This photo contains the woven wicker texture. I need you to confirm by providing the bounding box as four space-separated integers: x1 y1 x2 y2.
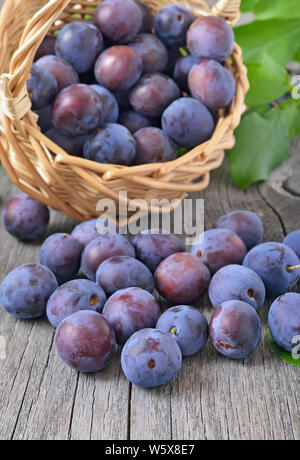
0 0 248 221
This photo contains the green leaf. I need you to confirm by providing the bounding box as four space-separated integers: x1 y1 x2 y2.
254 0 300 20
235 19 300 66
266 329 300 367
278 98 300 137
241 0 258 12
245 53 290 106
294 48 300 62
227 107 291 188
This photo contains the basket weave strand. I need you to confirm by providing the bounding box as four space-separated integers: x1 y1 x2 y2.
0 0 249 222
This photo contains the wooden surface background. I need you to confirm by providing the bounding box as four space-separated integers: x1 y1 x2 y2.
0 0 299 441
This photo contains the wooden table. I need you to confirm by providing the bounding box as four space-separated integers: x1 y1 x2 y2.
0 136 299 440
0 0 299 442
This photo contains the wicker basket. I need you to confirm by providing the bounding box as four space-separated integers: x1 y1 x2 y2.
0 0 249 222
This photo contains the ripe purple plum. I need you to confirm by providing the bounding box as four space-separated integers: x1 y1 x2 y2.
268 293 300 352
55 21 104 73
0 264 58 319
96 256 154 296
94 0 142 43
173 55 199 91
35 105 53 133
130 73 180 117
35 55 79 91
55 310 116 372
94 46 143 91
81 234 135 281
154 252 211 304
217 210 264 250
119 111 151 134
154 4 195 47
162 97 215 149
90 85 119 123
133 127 177 164
27 64 58 110
135 0 153 33
209 300 262 359
46 128 87 157
46 279 107 328
128 34 168 73
3 194 49 241
188 59 236 110
103 287 160 344
83 124 136 165
187 15 234 61
52 84 103 136
156 305 209 356
209 265 266 311
283 230 300 259
243 242 300 298
121 328 182 387
34 35 56 61
132 231 185 272
40 233 83 284
191 228 247 274
71 218 119 248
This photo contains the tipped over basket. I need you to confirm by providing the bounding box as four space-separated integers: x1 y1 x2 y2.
0 0 249 222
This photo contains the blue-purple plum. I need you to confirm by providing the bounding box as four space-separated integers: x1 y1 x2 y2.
27 64 58 110
283 230 300 259
217 210 264 250
90 85 119 123
209 300 262 359
55 310 116 372
130 73 180 117
188 59 236 110
3 194 49 241
119 111 151 134
55 21 104 73
83 124 136 165
121 328 182 387
81 234 135 281
128 34 168 73
34 35 56 61
154 252 211 304
103 287 160 344
135 0 153 33
52 84 103 136
268 293 300 352
173 55 199 91
187 15 234 61
209 265 266 311
94 0 143 44
46 128 87 157
71 218 119 248
132 231 185 272
154 4 195 47
162 97 215 149
156 305 209 356
35 105 53 133
35 55 79 91
0 264 58 319
94 46 143 91
96 256 154 296
133 127 177 165
243 242 300 298
47 279 107 328
191 229 247 274
40 233 83 284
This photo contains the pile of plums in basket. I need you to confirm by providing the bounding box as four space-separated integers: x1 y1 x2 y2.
30 0 237 166
1 194 300 387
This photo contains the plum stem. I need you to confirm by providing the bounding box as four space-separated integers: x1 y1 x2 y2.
286 264 300 272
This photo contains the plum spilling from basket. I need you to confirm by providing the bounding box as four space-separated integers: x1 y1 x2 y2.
29 0 238 165
1 203 300 384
